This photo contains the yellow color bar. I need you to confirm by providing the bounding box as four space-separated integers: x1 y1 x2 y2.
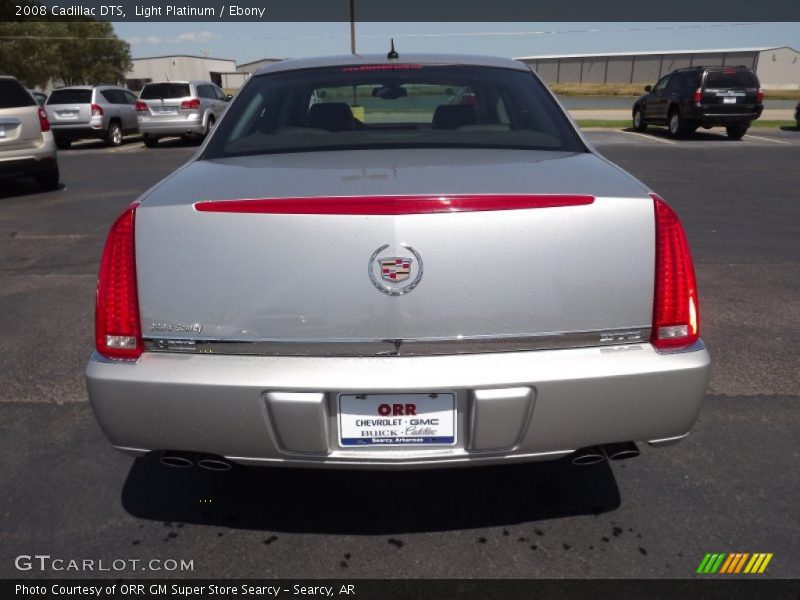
757 553 773 573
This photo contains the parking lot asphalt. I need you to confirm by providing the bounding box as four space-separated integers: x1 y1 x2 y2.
1 131 798 579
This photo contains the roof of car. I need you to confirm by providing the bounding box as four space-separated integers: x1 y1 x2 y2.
672 65 755 72
52 85 126 90
142 80 215 85
253 54 530 76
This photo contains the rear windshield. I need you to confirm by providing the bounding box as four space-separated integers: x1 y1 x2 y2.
0 79 36 108
705 70 758 89
47 89 93 105
140 83 191 99
202 64 585 158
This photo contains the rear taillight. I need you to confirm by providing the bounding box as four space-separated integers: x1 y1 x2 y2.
692 88 702 104
134 100 149 112
651 194 700 351
38 107 50 132
91 103 104 117
180 98 200 110
95 203 143 360
756 88 764 103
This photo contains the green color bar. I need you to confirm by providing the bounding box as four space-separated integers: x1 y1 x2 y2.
697 554 713 573
710 553 727 573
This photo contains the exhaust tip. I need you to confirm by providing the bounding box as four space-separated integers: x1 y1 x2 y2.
197 457 232 472
571 447 606 466
160 452 194 468
603 442 640 461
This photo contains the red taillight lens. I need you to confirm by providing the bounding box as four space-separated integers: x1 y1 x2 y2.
180 98 200 110
692 88 702 103
38 107 50 132
134 100 149 112
95 204 143 360
651 195 700 351
91 103 104 117
756 88 764 103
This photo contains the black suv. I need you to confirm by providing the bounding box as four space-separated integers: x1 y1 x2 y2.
632 66 763 139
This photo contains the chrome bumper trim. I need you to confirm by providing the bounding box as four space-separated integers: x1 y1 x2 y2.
144 327 652 357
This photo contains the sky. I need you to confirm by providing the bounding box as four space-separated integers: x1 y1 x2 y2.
112 22 800 64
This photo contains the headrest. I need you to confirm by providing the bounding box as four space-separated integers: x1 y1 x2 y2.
308 102 354 132
432 104 479 130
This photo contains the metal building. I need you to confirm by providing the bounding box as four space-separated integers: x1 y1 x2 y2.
516 47 800 89
126 55 239 91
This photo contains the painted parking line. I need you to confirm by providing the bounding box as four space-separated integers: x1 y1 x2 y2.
743 134 792 145
109 143 145 153
618 130 676 145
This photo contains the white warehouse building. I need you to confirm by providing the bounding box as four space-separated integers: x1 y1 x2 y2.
516 46 800 89
126 55 240 92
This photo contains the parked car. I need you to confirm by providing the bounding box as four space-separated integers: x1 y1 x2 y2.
0 76 59 189
46 85 139 148
28 90 48 107
135 81 229 147
86 54 710 471
632 65 763 139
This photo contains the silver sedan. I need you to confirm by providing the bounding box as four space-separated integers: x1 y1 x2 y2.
86 54 709 471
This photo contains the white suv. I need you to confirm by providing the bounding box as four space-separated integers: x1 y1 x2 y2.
0 76 59 190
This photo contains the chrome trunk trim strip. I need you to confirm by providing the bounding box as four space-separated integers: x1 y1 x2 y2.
144 328 652 357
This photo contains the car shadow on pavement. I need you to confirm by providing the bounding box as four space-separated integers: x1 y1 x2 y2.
0 177 64 200
121 452 620 534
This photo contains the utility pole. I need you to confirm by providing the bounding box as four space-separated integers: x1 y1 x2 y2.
350 0 357 107
349 0 356 54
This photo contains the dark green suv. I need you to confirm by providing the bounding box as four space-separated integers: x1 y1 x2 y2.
632 66 763 140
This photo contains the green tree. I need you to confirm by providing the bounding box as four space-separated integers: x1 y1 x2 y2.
0 7 132 88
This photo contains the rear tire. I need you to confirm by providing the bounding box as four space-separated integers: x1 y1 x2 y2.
726 123 748 140
143 134 158 148
55 137 71 150
632 107 647 132
205 115 216 137
668 110 692 139
34 167 60 190
105 121 123 147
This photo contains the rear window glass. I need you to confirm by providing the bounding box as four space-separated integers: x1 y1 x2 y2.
705 70 758 89
0 79 36 108
47 89 93 105
203 65 585 158
140 83 191 99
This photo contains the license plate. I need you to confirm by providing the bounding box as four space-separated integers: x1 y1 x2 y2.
338 393 456 447
155 106 177 114
58 110 78 119
723 97 737 104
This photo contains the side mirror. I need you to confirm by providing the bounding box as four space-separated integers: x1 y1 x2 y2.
644 85 652 92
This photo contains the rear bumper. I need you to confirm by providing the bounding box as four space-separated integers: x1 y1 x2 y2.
691 105 762 124
51 124 104 140
85 341 710 469
137 114 204 136
0 154 57 178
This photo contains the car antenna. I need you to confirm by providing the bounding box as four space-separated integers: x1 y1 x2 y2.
387 38 399 60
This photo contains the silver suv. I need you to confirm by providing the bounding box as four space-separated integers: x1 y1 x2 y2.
46 85 139 148
136 81 229 147
0 76 59 190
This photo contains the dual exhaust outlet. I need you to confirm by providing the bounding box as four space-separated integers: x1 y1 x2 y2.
160 451 233 472
571 441 640 466
161 444 638 470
